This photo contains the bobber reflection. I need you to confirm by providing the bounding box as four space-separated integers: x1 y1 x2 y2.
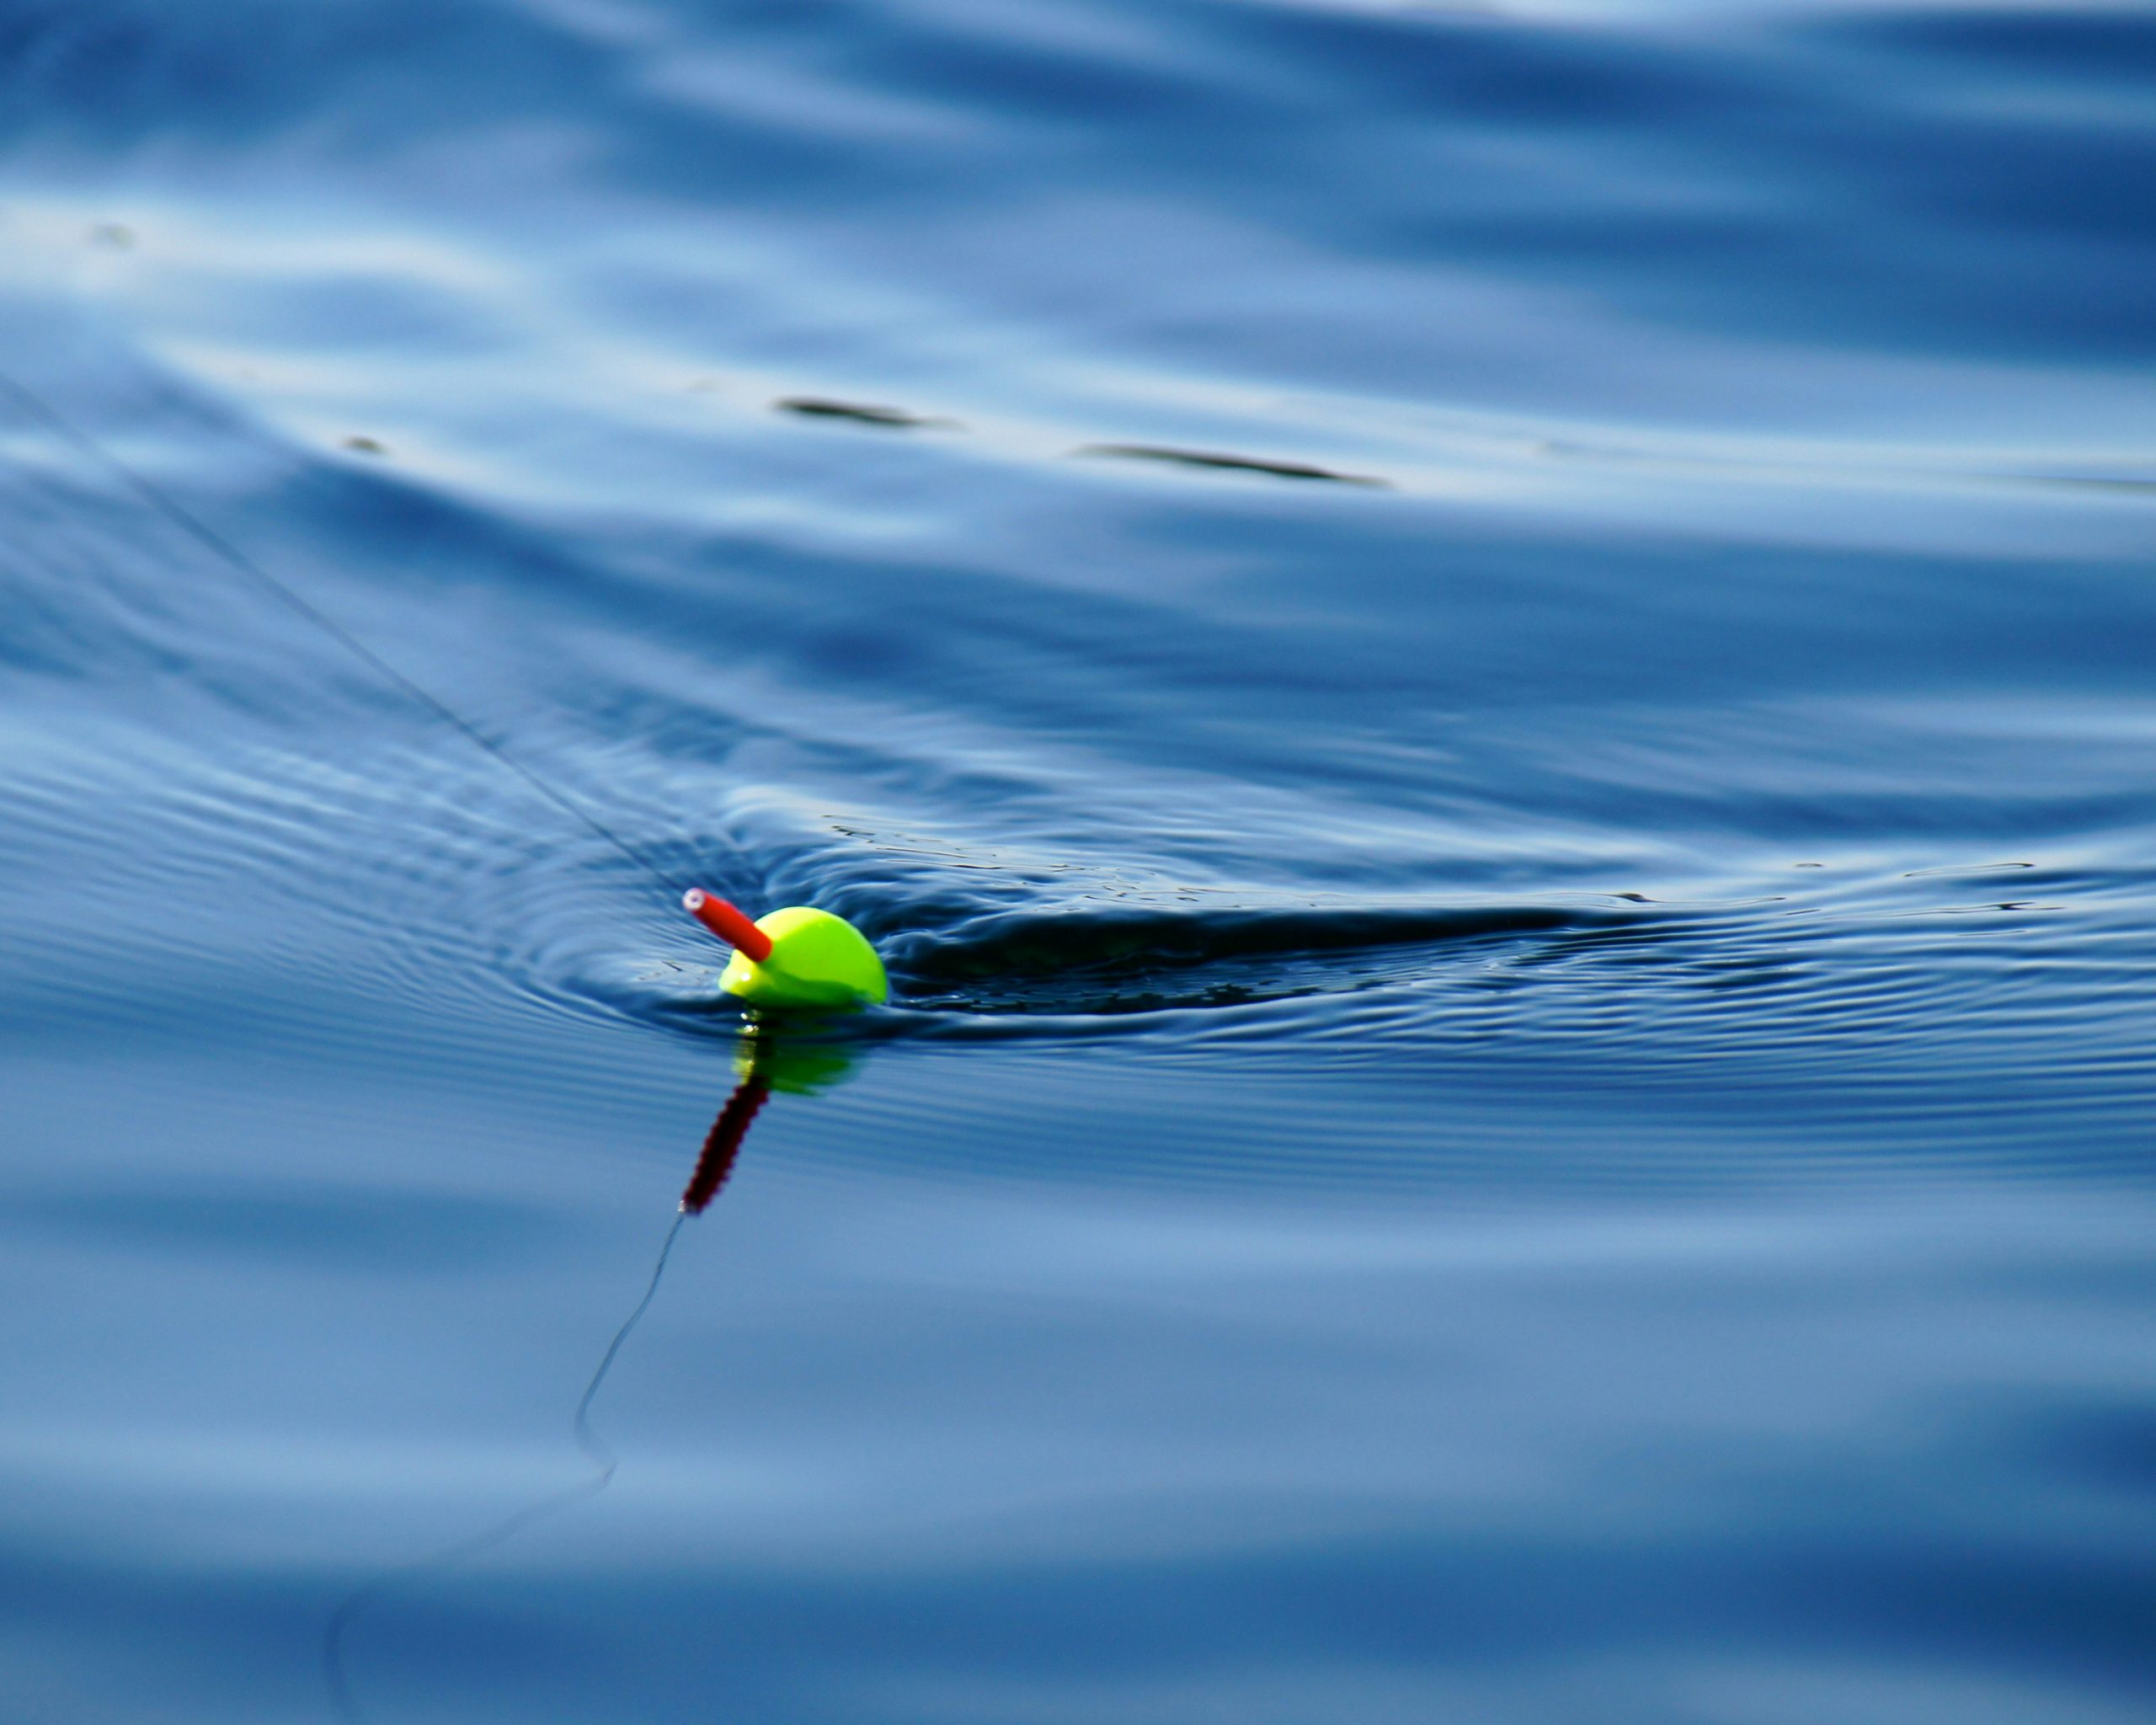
680 1030 863 1214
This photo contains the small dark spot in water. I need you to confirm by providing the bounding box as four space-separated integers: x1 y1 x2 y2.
344 435 388 455
88 222 136 248
1992 470 2156 495
1793 862 1825 868
775 397 953 430
1613 892 1653 903
1078 443 1387 487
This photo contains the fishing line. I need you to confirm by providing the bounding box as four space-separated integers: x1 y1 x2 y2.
323 1208 690 1725
322 1064 777 1719
0 366 688 899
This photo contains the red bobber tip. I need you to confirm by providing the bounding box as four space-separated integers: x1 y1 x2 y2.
682 889 774 963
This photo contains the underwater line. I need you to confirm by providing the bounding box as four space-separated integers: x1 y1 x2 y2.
321 1209 688 1725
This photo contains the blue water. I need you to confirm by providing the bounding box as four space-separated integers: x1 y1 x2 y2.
3 2 2153 1719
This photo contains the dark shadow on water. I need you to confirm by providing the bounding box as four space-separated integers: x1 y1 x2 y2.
885 902 1614 982
1075 442 1389 487
876 900 1671 1017
774 396 958 430
321 1029 864 1723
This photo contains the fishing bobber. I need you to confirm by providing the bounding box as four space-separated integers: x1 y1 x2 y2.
683 889 889 1009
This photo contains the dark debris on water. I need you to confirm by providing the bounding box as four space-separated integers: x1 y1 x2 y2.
1076 443 1388 487
774 397 957 430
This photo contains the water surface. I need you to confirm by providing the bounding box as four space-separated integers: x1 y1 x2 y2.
2 3 2153 1720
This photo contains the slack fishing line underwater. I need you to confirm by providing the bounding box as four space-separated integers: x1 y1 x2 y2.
0 364 890 1012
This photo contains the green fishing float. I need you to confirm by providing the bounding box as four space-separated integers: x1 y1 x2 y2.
682 888 888 1009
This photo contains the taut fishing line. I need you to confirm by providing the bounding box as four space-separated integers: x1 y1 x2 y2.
0 366 689 899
